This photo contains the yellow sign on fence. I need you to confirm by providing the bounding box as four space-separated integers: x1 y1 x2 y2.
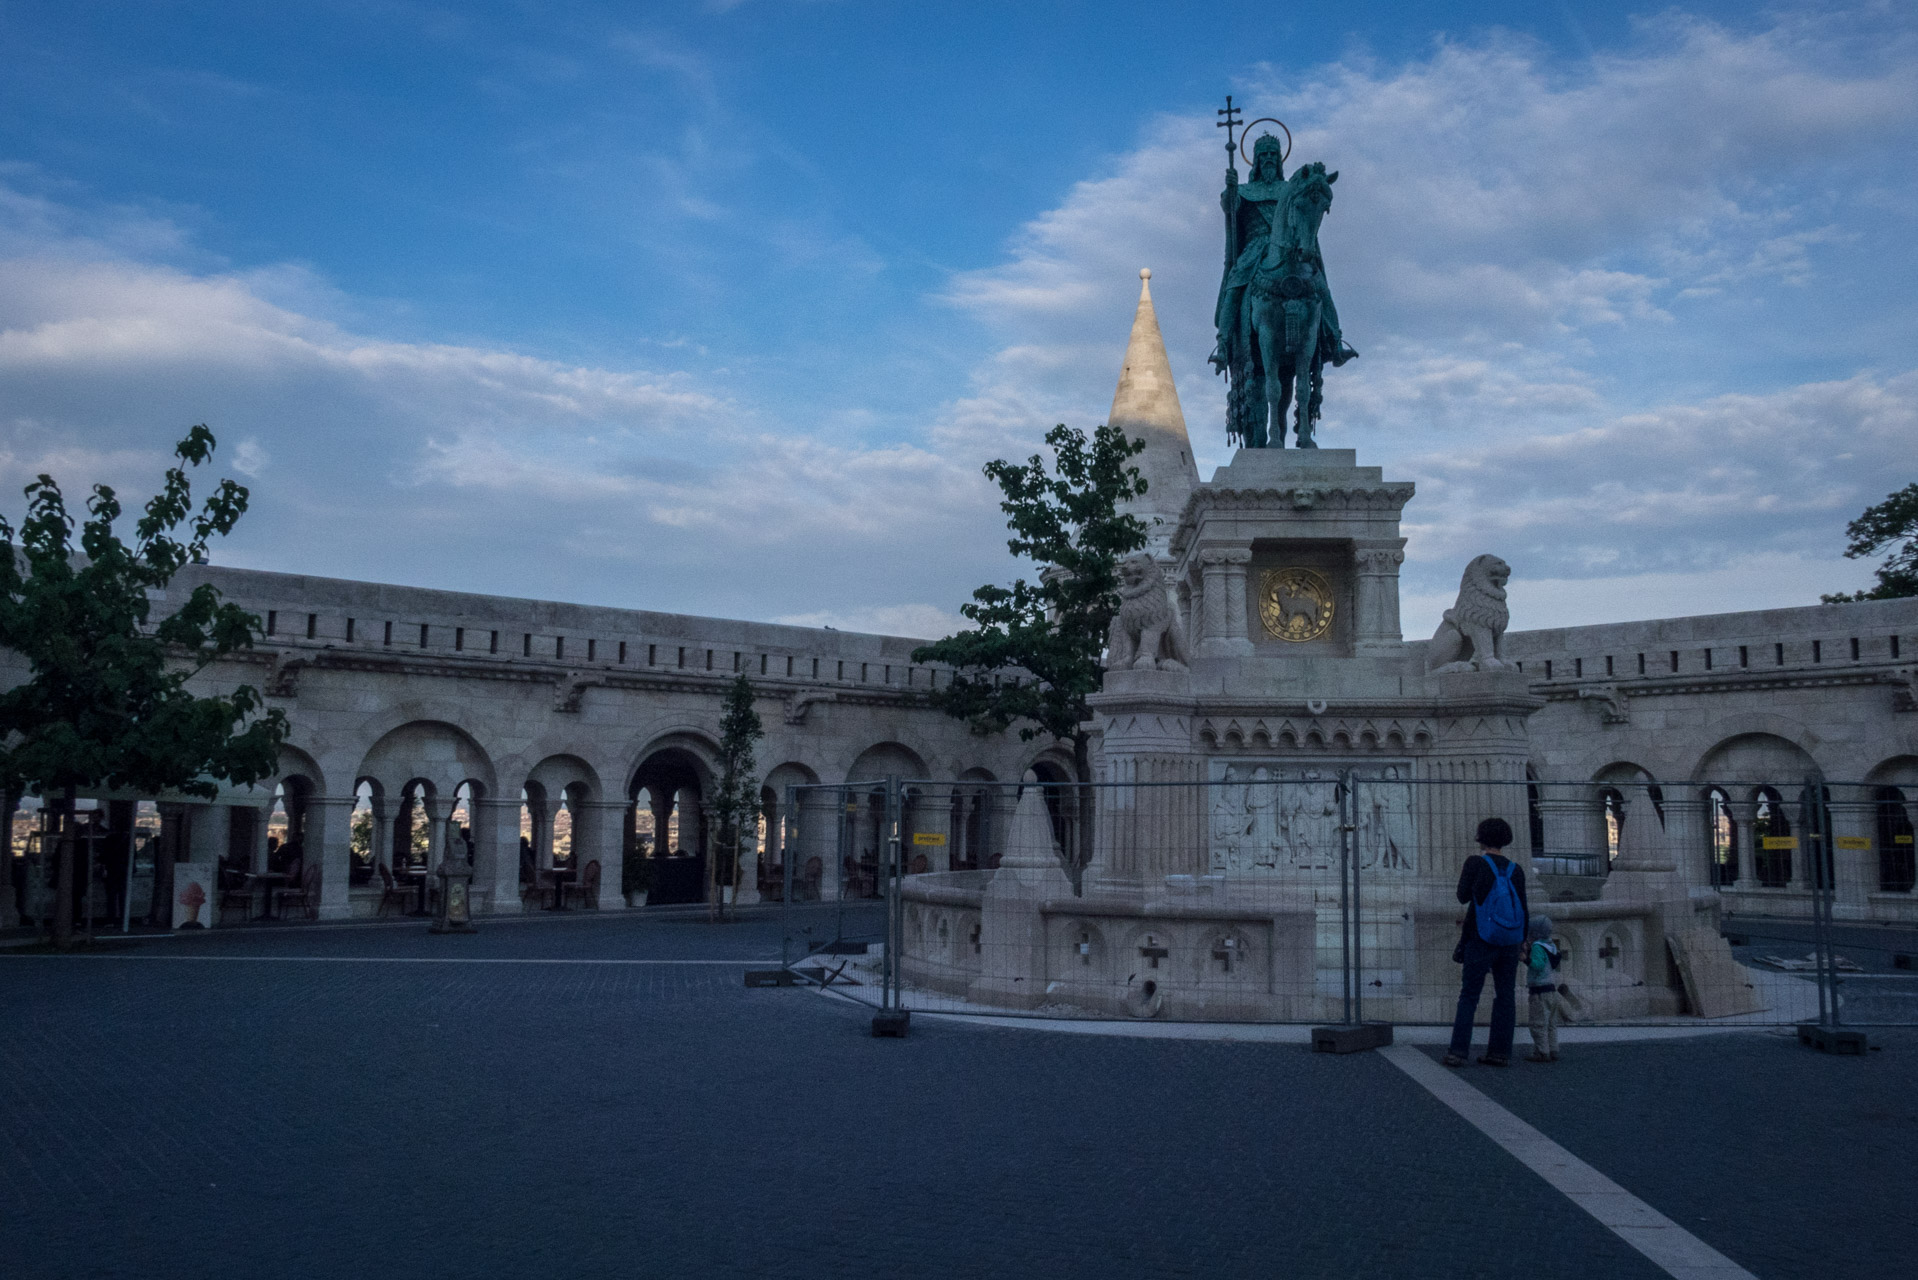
1835 836 1872 851
1761 836 1798 850
912 832 946 846
1898 834 1915 846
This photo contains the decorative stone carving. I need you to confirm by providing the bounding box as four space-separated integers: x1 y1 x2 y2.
265 654 306 698
1577 685 1630 724
552 671 600 713
1107 552 1190 671
783 690 836 725
1889 671 1916 713
1205 760 1417 874
1427 554 1512 673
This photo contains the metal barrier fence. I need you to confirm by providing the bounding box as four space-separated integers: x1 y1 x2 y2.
772 774 1918 1031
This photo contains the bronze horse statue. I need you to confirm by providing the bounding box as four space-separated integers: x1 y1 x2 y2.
1238 163 1351 448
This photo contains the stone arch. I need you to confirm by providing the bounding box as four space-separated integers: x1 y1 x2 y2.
357 720 497 801
1865 755 1918 788
345 702 506 779
758 762 821 896
273 744 327 797
630 738 718 904
1687 718 1823 783
526 753 601 803
847 741 929 783
1696 732 1819 787
523 754 600 872
623 729 722 799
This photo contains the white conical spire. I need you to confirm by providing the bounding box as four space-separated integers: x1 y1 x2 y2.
1109 268 1199 547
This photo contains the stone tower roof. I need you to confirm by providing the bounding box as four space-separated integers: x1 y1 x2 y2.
1108 268 1199 551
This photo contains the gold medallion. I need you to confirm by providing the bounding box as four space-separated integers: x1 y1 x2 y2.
1257 567 1335 642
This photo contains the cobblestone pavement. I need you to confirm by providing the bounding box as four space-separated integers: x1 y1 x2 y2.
0 910 1909 1279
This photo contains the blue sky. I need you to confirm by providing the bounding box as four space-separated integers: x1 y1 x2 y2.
1 1 1914 637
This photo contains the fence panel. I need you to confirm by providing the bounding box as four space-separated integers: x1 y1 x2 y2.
771 774 1918 1028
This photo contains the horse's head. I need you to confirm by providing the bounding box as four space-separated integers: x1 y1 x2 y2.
1287 162 1336 234
1262 162 1337 267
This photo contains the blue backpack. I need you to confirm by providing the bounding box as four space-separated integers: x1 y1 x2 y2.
1475 856 1525 945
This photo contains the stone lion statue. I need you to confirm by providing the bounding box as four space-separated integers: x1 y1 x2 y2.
1107 552 1189 672
1426 554 1511 673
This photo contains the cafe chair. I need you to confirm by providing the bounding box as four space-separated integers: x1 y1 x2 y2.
376 862 413 918
276 864 320 921
565 859 601 909
218 872 257 925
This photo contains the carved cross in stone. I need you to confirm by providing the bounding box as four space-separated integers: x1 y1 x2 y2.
1599 937 1620 970
969 922 981 955
1213 936 1238 973
1140 936 1169 969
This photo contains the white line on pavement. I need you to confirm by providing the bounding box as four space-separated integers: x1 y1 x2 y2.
1380 1045 1758 1280
0 954 770 966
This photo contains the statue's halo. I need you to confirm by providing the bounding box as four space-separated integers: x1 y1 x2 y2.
1240 118 1292 168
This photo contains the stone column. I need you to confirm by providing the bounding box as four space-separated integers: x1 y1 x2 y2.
1197 550 1253 658
369 794 390 873
1354 543 1406 653
676 789 704 859
581 800 628 909
249 805 272 874
650 791 674 855
308 796 355 921
1224 549 1253 647
478 797 523 914
423 796 444 871
1085 670 1198 892
1531 793 1590 872
393 793 416 870
186 803 225 865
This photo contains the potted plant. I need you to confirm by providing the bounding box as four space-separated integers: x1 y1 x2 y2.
623 845 654 908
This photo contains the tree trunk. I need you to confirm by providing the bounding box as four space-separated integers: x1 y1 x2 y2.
51 783 76 949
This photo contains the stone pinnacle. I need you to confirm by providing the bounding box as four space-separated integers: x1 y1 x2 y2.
1109 268 1199 549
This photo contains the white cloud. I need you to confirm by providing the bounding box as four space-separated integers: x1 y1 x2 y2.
938 9 1918 632
772 603 964 640
3 8 1914 643
230 438 269 478
0 192 1011 627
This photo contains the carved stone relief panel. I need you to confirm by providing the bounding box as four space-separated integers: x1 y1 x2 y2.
1206 759 1416 875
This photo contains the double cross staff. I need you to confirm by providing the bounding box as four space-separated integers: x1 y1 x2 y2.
1218 95 1243 277
1217 94 1244 169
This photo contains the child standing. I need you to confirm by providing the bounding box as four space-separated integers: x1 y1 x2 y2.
1524 915 1562 1063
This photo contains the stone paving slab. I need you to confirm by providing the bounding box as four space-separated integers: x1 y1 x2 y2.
1436 1029 1918 1280
0 913 1888 1278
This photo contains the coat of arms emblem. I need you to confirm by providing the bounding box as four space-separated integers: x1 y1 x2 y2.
1257 567 1335 642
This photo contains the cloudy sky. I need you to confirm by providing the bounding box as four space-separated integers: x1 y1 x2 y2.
1 1 1913 638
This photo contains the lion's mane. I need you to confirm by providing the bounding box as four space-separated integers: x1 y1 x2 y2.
1450 554 1510 634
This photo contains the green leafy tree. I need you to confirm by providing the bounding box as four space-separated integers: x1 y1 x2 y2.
1824 483 1918 603
709 675 765 921
0 426 287 946
911 423 1149 872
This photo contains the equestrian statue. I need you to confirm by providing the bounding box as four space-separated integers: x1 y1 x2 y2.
1209 102 1358 449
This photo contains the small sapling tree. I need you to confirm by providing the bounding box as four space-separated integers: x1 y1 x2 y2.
0 426 287 946
709 675 765 921
912 423 1150 874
